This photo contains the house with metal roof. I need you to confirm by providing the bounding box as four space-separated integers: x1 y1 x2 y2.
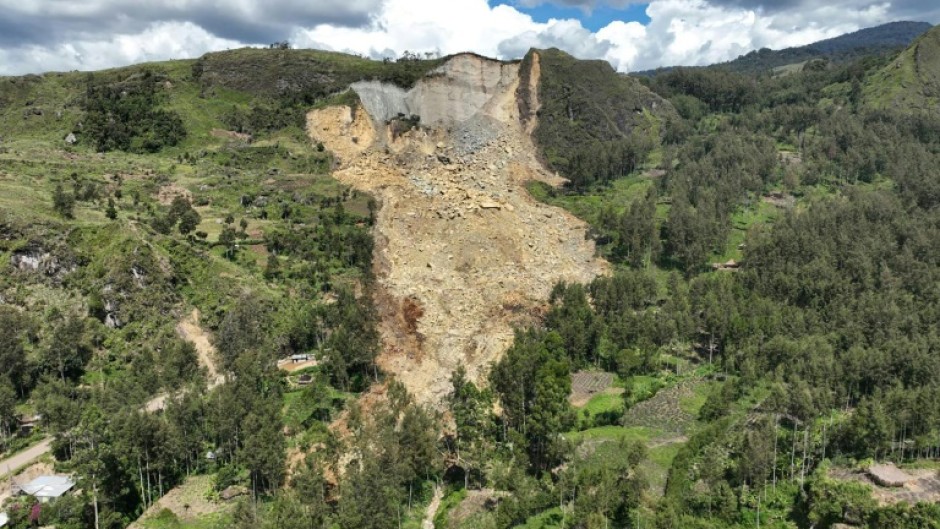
0 511 9 527
18 475 76 503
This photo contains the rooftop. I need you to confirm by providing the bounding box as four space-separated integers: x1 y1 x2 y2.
20 475 76 498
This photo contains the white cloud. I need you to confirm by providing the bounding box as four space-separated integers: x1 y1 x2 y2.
0 22 241 74
0 0 931 75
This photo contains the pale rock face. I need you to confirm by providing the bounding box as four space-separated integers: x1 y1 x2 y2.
352 54 518 127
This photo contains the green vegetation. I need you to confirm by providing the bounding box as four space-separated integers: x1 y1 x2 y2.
864 24 940 112
522 48 675 191
4 35 940 529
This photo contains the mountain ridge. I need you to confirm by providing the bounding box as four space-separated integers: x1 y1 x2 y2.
635 20 932 76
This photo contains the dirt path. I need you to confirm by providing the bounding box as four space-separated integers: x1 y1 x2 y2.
0 438 54 505
422 485 444 529
147 309 223 412
176 308 223 388
0 438 52 481
308 53 606 404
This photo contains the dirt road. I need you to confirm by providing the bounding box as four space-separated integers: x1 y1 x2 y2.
0 438 52 480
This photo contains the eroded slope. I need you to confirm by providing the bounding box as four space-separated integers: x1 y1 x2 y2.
308 53 606 403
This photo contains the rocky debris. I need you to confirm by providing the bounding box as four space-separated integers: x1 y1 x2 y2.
867 463 914 488
10 247 75 279
308 53 606 405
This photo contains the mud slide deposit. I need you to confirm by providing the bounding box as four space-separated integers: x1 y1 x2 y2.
308 53 606 404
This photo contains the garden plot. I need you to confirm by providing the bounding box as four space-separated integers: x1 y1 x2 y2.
569 371 616 407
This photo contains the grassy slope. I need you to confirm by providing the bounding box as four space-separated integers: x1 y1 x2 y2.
864 24 940 112
0 48 420 441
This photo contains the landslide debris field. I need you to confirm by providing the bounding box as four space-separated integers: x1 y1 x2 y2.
308 53 607 402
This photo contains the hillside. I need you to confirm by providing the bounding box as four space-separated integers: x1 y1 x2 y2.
3 40 940 529
519 48 676 189
864 24 940 112
636 20 931 76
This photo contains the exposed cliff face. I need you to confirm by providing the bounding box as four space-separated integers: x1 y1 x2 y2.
308 52 607 404
352 55 520 127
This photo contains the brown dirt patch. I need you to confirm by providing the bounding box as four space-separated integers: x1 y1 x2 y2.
449 489 504 527
176 309 223 388
128 475 231 529
211 129 252 143
829 467 940 507
402 296 425 336
305 104 375 164
762 191 796 208
157 184 192 206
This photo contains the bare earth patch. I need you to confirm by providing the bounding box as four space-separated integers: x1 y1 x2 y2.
128 475 231 529
829 467 940 506
307 53 606 405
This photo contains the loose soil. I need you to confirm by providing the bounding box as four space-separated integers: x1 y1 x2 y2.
176 308 224 388
308 53 606 404
829 467 940 507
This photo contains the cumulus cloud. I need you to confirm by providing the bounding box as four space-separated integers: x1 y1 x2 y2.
0 21 242 74
0 0 937 75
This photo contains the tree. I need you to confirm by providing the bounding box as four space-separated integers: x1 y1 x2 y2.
0 306 32 396
53 183 75 218
491 330 573 471
447 366 493 488
42 316 90 382
0 377 16 441
219 226 238 259
105 197 118 220
216 292 268 370
178 209 201 236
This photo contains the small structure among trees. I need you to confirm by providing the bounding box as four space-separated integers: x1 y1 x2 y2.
17 475 75 503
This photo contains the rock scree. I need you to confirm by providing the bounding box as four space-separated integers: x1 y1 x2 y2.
307 52 606 404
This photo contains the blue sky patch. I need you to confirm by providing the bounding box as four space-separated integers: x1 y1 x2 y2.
492 2 651 31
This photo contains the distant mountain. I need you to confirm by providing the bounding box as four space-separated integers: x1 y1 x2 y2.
636 21 932 76
864 24 940 113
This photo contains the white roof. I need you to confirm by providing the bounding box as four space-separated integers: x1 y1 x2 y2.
0 512 9 527
20 475 75 498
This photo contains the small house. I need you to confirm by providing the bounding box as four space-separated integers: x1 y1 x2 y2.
18 414 41 436
0 511 9 528
297 374 313 386
18 475 76 503
290 354 310 363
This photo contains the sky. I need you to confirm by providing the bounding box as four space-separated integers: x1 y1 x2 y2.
0 0 937 76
